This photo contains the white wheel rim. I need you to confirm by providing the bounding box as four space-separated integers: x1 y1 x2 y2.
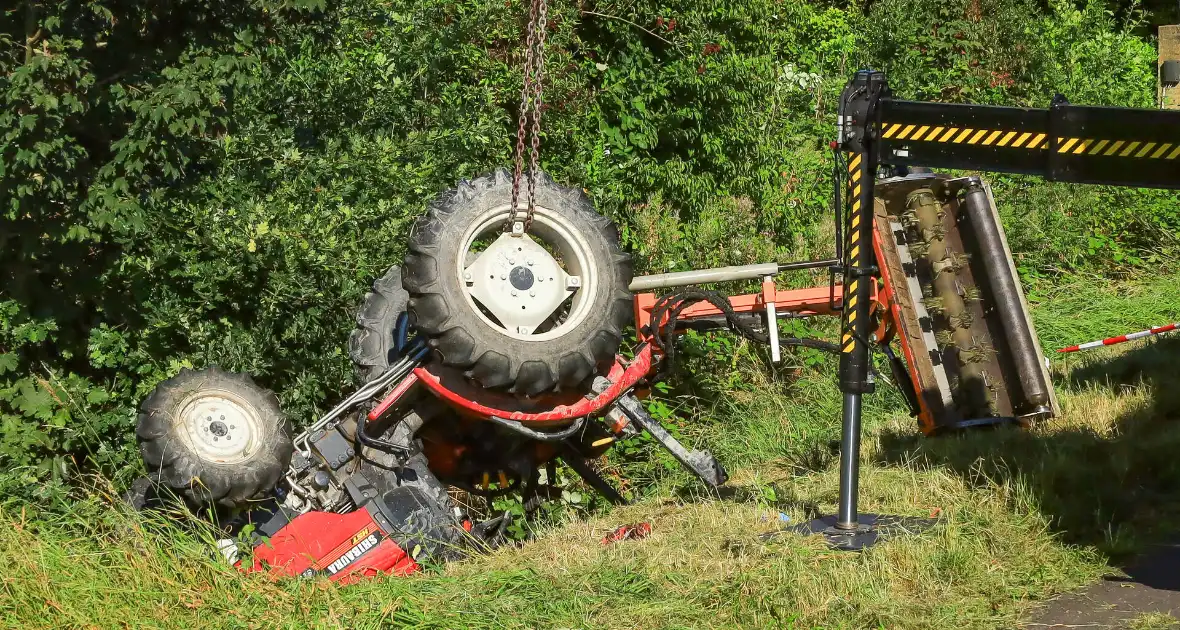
459 203 599 342
176 389 265 464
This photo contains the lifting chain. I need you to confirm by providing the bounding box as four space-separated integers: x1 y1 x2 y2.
507 0 549 235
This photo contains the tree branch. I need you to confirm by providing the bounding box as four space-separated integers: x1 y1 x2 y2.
25 0 41 64
580 10 675 47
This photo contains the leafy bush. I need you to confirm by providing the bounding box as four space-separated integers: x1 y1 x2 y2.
1 0 1174 497
1 0 324 496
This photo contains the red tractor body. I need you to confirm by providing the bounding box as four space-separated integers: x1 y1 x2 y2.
242 508 419 584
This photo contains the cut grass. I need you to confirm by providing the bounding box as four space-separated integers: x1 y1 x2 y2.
2 275 1178 629
1129 612 1180 630
1128 613 1180 627
1 455 1105 629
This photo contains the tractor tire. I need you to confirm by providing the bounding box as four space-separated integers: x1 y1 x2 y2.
403 168 633 396
136 367 294 508
349 265 410 384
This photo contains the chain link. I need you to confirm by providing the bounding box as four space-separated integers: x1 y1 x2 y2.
508 0 549 233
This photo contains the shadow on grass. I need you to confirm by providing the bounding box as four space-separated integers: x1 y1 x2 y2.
875 337 1180 568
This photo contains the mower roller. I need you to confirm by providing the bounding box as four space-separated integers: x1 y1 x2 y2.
131 68 1180 579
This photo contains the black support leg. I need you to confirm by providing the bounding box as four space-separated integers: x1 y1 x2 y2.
777 70 937 550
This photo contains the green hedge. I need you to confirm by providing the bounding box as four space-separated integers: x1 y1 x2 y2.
1 0 1174 497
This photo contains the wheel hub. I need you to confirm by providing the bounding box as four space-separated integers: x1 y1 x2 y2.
179 391 264 464
465 232 579 335
509 266 534 290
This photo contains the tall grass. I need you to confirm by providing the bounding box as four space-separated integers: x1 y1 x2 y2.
7 270 1180 629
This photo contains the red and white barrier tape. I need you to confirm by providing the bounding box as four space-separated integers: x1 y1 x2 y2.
1058 322 1179 353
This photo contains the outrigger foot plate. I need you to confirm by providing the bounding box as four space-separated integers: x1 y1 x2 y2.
766 513 937 551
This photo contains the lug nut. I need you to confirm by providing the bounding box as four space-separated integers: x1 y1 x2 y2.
529 290 536 297
511 290 518 297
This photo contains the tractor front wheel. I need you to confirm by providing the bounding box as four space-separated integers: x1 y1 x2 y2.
136 367 293 508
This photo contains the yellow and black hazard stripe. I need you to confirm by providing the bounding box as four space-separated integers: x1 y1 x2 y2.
1052 138 1180 159
882 124 1050 149
841 152 863 356
880 123 1180 160
878 97 1180 188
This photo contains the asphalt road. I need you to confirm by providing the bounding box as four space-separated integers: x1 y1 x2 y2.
1026 542 1180 629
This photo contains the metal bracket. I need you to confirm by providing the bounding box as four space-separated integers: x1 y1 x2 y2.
764 275 781 363
559 445 629 505
1046 94 1069 182
615 394 728 488
768 513 937 551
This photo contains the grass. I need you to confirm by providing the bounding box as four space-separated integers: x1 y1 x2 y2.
1024 272 1180 351
1129 612 1180 630
2 274 1179 629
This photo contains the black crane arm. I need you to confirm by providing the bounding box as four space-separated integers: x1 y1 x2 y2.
881 98 1180 188
846 72 1180 188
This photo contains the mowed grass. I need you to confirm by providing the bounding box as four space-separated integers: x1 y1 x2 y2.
2 275 1178 630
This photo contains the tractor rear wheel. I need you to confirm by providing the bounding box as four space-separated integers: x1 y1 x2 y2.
349 265 411 384
403 168 633 396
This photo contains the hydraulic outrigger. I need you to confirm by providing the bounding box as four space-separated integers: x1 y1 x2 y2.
791 69 1180 549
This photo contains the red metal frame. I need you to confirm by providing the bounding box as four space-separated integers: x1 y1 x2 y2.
871 227 936 433
366 345 656 426
633 283 845 345
367 372 420 422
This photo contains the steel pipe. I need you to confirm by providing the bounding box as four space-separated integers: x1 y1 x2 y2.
628 259 838 292
961 180 1050 412
836 392 863 529
628 263 779 291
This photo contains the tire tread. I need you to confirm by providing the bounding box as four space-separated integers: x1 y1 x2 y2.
404 169 632 394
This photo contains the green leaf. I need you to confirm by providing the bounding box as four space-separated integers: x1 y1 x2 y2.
85 389 111 405
15 384 54 420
